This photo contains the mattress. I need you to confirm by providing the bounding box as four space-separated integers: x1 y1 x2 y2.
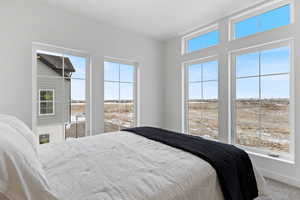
38 131 269 200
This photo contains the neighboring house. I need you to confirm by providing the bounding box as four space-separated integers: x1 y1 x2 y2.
37 53 75 144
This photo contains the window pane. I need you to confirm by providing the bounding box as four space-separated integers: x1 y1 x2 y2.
120 64 134 82
188 100 218 139
40 102 54 114
235 16 259 39
104 82 119 101
119 101 135 129
120 83 133 100
70 79 86 102
104 101 120 133
236 52 259 77
104 62 119 81
202 61 218 81
67 79 86 139
260 5 290 32
104 82 120 133
236 77 259 99
40 90 53 101
104 61 137 133
188 63 202 82
234 4 290 39
261 47 290 75
260 99 290 153
187 60 219 139
65 55 86 79
203 81 218 100
236 102 260 148
235 47 290 155
187 30 219 53
188 83 201 100
261 75 289 99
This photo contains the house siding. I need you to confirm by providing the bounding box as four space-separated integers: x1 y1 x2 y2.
37 60 71 140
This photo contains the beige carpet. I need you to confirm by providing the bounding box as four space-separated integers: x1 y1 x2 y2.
266 178 300 200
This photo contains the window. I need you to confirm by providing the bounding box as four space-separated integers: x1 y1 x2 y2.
104 61 137 132
35 47 90 145
185 59 219 139
233 4 291 39
39 89 55 115
183 26 219 54
233 43 291 157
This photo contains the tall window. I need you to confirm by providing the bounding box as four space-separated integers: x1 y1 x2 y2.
185 60 218 139
233 4 290 39
36 49 89 144
234 44 291 156
39 89 55 116
104 61 137 132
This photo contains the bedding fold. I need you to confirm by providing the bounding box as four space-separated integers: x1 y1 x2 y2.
123 127 258 200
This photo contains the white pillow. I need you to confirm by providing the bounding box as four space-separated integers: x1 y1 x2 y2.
0 122 58 200
0 115 37 153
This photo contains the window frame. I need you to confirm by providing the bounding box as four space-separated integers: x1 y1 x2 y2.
104 57 139 131
229 0 294 41
32 43 92 137
182 24 219 55
183 55 220 139
39 88 55 116
230 39 295 162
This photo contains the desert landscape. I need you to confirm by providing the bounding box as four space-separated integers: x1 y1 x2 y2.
65 102 86 138
188 99 290 153
67 99 290 153
104 100 135 132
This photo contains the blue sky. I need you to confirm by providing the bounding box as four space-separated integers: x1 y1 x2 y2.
104 62 134 101
188 47 289 100
66 55 86 101
187 5 290 100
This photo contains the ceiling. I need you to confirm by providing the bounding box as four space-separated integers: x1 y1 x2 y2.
38 0 267 40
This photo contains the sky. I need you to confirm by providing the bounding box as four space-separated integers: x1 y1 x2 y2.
188 5 290 100
67 55 86 101
104 62 135 101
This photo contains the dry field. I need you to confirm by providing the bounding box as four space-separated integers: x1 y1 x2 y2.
67 100 290 153
188 99 290 153
65 103 86 138
104 101 135 132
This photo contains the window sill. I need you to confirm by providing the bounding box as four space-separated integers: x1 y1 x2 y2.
238 145 295 165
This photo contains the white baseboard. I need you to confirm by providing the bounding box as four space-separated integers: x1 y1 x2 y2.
258 167 300 189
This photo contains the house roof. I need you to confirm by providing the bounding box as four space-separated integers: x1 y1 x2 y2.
37 53 75 77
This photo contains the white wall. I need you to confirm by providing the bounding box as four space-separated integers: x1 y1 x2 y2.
0 0 164 133
163 0 300 188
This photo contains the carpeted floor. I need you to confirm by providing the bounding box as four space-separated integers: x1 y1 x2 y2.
266 178 300 200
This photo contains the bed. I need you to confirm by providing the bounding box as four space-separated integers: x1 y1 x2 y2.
0 115 270 200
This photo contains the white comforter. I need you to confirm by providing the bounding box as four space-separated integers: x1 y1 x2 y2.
38 131 269 200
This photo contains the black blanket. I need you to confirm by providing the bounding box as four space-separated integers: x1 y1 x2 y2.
123 127 258 200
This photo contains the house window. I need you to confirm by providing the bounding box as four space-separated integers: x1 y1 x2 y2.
104 60 137 132
233 3 291 39
183 25 219 54
39 89 55 116
233 42 292 158
185 59 219 139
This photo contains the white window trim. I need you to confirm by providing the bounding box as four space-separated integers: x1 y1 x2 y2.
104 57 139 130
182 24 219 55
182 55 220 138
229 0 294 41
229 39 295 162
39 89 55 116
